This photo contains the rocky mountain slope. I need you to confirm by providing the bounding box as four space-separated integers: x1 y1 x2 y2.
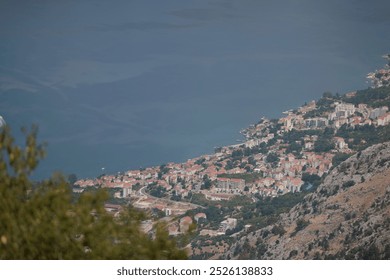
225 142 390 259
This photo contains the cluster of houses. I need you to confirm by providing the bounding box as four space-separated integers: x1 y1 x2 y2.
207 149 333 199
74 65 390 228
75 94 390 206
367 55 390 88
166 213 208 235
277 99 389 133
69 58 390 241
368 69 390 88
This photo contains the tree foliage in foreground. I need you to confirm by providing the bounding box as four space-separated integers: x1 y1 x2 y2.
0 126 186 260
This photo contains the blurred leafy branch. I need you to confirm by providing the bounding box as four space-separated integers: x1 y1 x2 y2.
0 125 187 260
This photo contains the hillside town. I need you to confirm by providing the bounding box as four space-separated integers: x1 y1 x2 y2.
74 57 390 238
76 96 388 196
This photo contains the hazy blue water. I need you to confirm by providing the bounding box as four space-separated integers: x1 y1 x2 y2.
1 0 389 179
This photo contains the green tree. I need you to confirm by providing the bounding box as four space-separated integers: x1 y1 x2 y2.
0 126 186 260
148 185 166 198
295 218 310 232
201 174 212 190
67 173 78 185
314 137 334 153
266 152 279 167
322 91 333 99
286 141 302 154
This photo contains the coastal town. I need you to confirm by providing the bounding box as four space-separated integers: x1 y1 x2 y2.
2 0 390 264
73 57 390 238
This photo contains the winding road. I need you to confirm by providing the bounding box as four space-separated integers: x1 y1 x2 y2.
136 186 205 209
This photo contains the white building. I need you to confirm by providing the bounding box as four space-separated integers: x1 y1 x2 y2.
329 102 356 120
122 187 131 198
0 116 6 128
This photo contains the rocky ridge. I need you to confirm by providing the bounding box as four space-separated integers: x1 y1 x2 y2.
225 142 390 259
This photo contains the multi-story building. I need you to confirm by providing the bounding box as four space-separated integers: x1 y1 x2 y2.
329 102 356 120
216 178 245 193
304 117 329 128
370 106 388 119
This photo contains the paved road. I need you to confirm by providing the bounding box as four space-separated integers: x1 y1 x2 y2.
138 186 205 209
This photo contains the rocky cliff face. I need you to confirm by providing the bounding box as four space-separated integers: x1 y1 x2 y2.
225 142 390 259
